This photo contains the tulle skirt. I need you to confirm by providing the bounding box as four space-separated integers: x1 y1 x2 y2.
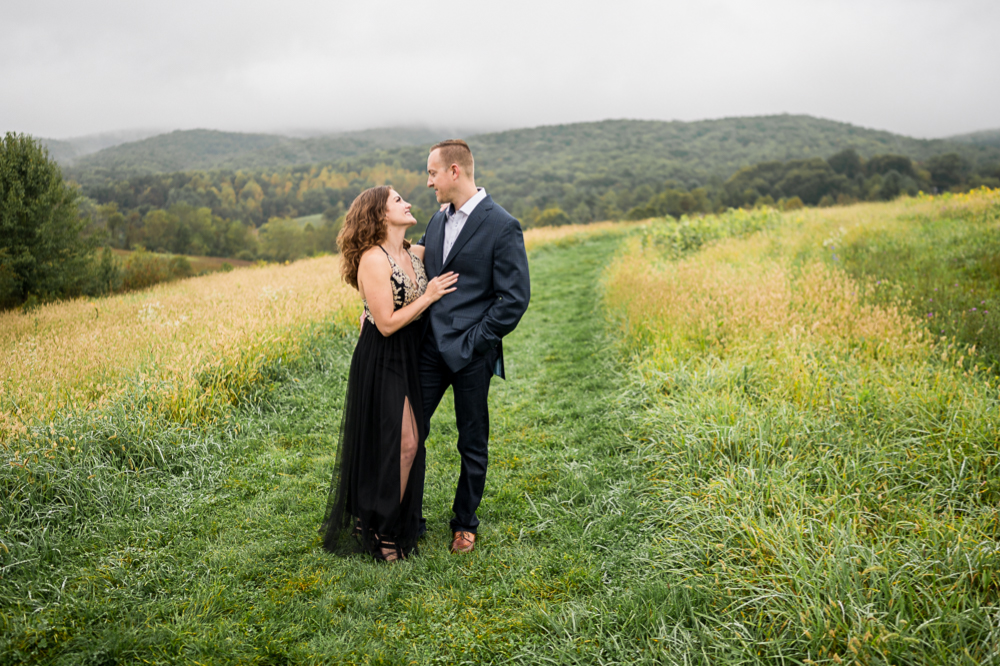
320 319 425 558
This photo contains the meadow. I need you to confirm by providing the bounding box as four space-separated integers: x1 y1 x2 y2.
0 255 357 440
604 190 1000 663
1 197 998 664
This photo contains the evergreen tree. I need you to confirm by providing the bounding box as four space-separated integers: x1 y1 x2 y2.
0 133 94 309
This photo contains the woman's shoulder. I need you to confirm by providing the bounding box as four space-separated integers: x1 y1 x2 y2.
360 245 387 260
408 244 425 261
358 246 390 271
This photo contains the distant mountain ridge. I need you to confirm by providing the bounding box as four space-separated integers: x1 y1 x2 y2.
461 115 1000 180
64 127 462 179
40 129 164 164
62 116 1000 186
67 129 288 174
947 128 1000 150
322 115 1000 200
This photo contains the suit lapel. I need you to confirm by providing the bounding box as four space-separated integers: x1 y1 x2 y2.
442 196 493 271
426 211 446 276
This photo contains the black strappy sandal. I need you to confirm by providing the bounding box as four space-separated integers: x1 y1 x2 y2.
373 534 404 563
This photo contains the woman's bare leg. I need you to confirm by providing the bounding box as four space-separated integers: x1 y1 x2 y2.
399 396 418 501
376 397 418 562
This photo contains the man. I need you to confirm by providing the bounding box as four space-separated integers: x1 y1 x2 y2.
417 139 531 554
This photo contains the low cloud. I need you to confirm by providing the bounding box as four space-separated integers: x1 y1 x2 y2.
3 0 998 139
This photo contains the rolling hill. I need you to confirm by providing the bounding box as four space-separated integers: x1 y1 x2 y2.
948 128 1000 150
40 129 165 164
65 115 1000 185
64 126 466 179
65 114 1000 240
341 115 1000 183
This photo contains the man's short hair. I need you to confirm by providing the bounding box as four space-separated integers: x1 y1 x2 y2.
431 139 474 178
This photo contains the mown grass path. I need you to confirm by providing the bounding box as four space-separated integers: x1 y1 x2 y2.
4 234 673 665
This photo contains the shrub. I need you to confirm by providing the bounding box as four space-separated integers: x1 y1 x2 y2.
534 207 573 228
120 250 173 291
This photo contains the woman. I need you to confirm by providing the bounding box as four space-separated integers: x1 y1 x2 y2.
320 185 457 562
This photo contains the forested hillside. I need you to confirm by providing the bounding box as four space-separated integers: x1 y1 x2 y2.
462 114 1000 180
70 116 1000 258
949 128 1000 149
68 115 1000 183
65 127 461 180
67 130 287 176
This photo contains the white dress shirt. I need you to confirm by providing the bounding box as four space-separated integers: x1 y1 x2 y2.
443 187 487 262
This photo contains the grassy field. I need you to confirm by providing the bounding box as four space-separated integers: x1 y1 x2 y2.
0 256 356 440
1 199 998 664
832 190 1000 371
604 190 1000 663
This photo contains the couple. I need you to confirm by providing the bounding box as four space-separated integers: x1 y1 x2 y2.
320 140 531 561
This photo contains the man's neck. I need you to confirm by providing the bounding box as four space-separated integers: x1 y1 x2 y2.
450 183 480 212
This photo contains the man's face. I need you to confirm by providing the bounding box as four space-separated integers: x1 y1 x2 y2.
426 149 455 205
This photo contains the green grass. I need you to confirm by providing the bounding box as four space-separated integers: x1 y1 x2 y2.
604 197 1000 664
833 194 1000 372
2 213 999 664
2 234 666 664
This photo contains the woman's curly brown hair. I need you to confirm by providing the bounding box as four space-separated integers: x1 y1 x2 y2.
337 185 410 289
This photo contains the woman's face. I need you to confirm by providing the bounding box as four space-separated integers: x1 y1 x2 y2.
384 189 417 228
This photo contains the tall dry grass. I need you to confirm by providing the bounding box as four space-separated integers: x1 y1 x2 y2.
610 234 924 360
1 256 357 442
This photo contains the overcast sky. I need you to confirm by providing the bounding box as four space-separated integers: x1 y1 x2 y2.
2 0 998 140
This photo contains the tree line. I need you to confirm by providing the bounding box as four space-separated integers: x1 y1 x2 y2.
76 145 1000 254
624 149 1000 220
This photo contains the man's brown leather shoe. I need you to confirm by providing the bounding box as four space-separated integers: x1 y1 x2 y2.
450 531 476 554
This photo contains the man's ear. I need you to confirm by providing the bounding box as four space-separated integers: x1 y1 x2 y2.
450 164 460 180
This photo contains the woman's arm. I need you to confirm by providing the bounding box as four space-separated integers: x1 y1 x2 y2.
358 250 457 337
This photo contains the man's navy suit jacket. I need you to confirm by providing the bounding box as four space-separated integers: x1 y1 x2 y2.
417 194 530 378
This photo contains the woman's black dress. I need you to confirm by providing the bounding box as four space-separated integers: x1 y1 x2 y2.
321 247 428 559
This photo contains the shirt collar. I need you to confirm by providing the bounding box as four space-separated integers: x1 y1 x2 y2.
449 187 487 219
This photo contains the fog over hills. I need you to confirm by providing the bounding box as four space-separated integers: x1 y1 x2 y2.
947 129 1000 150
40 129 165 164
